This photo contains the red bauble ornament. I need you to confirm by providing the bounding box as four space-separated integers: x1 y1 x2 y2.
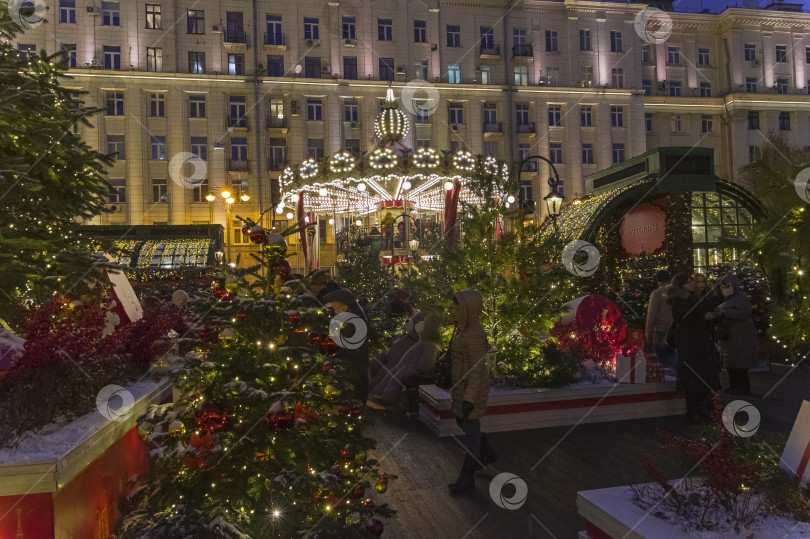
350 486 364 499
322 361 333 373
249 225 269 245
339 402 352 416
241 224 251 237
329 465 341 476
351 405 363 417
194 402 228 432
287 311 302 327
342 449 354 462
367 519 384 537
363 498 374 510
318 337 339 356
265 411 295 432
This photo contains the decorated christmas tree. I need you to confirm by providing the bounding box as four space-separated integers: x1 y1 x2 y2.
0 3 115 325
119 223 395 538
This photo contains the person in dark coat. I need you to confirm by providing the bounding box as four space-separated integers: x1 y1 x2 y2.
447 289 497 494
323 288 371 407
716 274 758 395
665 273 723 424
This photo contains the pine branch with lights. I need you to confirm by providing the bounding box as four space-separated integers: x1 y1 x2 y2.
0 4 116 324
119 240 396 538
731 135 810 361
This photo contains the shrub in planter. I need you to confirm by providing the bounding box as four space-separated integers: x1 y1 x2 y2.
632 396 810 532
0 297 187 447
495 339 579 389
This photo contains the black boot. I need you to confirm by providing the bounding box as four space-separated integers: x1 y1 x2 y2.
684 393 700 424
448 454 480 493
480 434 498 466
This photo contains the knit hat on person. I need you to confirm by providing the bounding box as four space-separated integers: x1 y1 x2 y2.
720 274 740 290
655 270 672 284
322 288 357 306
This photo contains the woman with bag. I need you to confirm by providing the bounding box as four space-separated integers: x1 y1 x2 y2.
447 289 497 494
716 274 757 395
666 273 722 424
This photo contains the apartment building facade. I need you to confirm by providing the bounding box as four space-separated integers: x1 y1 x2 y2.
10 0 810 265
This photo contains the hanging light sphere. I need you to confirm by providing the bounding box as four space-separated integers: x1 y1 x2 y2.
357 182 367 192
507 195 516 204
355 219 362 226
304 216 310 223
444 181 454 190
328 218 335 225
286 212 294 219
318 187 328 196
275 206 284 214
402 181 412 190
374 87 409 143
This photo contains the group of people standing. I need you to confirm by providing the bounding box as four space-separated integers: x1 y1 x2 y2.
646 270 759 424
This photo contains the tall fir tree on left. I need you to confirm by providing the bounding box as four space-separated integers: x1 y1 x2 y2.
119 231 395 538
0 2 115 324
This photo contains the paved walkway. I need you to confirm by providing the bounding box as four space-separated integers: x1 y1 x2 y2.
366 367 810 538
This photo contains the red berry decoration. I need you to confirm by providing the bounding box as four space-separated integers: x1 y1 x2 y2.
350 486 364 499
363 498 374 510
367 519 384 537
194 402 228 432
265 412 295 432
379 474 389 485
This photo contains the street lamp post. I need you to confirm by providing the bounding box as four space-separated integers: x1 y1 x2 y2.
517 154 563 231
206 189 250 264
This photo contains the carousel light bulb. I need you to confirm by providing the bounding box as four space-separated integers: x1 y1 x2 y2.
402 181 412 190
319 187 328 196
358 182 366 192
286 212 294 219
507 195 515 204
444 181 454 190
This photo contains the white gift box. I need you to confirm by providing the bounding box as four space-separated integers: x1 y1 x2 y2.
780 400 810 486
616 352 646 384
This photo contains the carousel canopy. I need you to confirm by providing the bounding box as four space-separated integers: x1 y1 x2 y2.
277 89 513 215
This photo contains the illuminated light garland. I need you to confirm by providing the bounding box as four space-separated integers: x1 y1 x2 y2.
299 159 320 179
413 147 441 169
484 156 499 175
452 150 476 171
328 151 357 173
369 148 398 169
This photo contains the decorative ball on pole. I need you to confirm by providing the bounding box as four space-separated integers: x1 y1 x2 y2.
374 86 409 143
517 154 564 230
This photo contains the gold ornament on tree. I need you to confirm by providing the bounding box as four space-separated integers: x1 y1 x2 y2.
168 420 186 437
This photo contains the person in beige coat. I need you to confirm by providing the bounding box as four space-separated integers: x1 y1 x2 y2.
448 289 495 493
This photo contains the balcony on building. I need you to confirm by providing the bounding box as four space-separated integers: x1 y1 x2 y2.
479 44 500 58
267 115 288 134
224 29 247 44
512 44 534 59
517 122 536 137
264 33 287 48
228 116 249 129
482 122 503 135
228 159 250 172
268 158 288 172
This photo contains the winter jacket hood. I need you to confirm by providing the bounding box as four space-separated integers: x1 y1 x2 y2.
453 289 484 331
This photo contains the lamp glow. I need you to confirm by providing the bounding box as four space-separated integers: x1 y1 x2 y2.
205 193 216 202
355 219 362 226
444 181 454 190
402 181 412 190
507 195 515 204
328 218 334 224
286 212 294 219
275 206 284 214
225 197 235 204
357 182 366 192
221 190 231 199
240 194 250 201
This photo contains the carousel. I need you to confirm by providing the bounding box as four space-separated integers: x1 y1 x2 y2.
275 87 514 271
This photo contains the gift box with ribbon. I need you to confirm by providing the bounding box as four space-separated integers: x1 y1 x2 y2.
616 350 646 384
780 400 810 486
646 361 664 383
